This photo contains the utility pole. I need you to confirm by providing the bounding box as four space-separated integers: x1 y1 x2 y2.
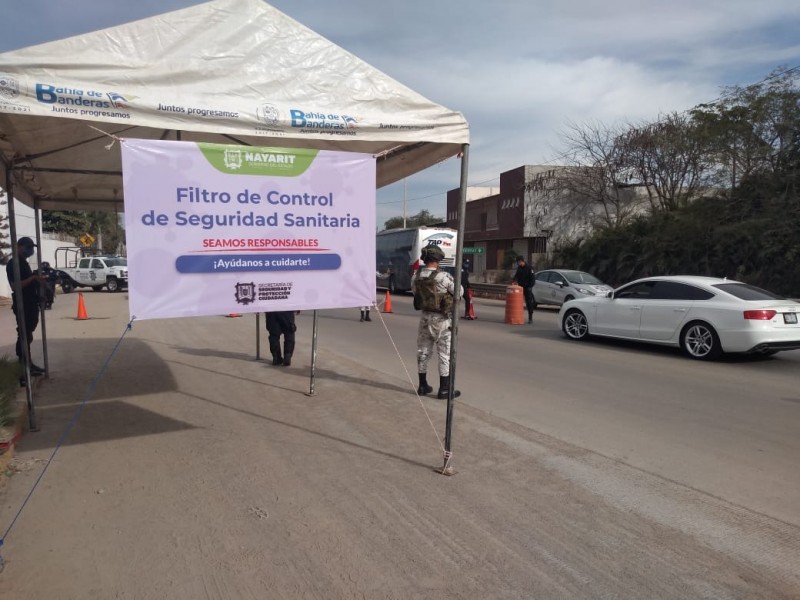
402 178 407 228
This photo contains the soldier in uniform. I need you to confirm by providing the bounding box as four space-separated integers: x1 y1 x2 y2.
411 245 462 399
359 306 372 322
265 311 297 367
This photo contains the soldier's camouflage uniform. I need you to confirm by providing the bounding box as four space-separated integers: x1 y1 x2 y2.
412 267 461 377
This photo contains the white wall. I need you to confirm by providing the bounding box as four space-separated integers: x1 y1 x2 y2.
0 197 79 298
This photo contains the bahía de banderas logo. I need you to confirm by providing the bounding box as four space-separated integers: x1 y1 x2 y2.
235 282 256 305
106 91 130 108
0 75 20 100
224 148 243 170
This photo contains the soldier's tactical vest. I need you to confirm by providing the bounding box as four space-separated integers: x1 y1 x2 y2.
414 270 453 315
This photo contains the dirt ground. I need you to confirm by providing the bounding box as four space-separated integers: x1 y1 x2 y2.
0 292 798 599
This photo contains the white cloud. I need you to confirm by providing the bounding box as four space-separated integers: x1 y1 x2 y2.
2 0 799 225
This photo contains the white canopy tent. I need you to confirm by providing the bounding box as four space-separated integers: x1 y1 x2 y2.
0 0 468 209
0 0 469 469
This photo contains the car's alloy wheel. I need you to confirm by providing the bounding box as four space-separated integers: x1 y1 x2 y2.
563 309 589 340
106 278 119 292
681 322 721 360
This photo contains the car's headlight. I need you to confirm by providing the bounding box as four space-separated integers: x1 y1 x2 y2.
576 287 592 295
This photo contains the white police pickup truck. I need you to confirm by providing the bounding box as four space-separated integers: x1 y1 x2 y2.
59 255 128 293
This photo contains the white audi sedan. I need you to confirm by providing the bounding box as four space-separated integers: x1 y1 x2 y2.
559 275 800 360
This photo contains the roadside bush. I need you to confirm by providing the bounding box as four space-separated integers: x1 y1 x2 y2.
555 168 800 296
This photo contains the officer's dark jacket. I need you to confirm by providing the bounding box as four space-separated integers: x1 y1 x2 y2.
6 257 38 307
513 264 535 288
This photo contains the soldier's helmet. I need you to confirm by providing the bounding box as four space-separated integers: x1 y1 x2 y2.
420 245 445 263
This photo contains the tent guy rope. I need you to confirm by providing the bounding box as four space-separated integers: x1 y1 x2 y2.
0 318 136 572
87 125 122 150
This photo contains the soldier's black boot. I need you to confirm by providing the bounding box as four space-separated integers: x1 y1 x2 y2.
271 354 283 366
365 311 371 322
437 376 461 400
360 310 365 322
283 340 295 367
417 373 433 396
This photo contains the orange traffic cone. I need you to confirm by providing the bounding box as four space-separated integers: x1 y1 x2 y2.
467 288 476 320
383 290 393 313
76 292 89 320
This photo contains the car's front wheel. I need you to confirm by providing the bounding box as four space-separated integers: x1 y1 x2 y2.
680 321 722 360
106 277 119 292
563 308 589 340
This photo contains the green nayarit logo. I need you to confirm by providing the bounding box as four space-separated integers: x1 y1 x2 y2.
198 143 318 176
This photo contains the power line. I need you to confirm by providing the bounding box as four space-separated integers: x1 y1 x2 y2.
377 175 501 206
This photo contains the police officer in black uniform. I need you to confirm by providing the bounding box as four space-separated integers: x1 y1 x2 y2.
6 237 47 381
265 311 297 366
513 255 536 323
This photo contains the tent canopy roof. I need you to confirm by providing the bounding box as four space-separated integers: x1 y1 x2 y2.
0 0 468 211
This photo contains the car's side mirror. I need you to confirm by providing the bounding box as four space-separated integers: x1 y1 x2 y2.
606 291 614 299
556 281 566 287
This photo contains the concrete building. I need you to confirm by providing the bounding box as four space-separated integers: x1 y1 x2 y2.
447 164 643 278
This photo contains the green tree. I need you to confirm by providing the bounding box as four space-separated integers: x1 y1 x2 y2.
690 67 800 193
383 209 442 231
43 210 125 254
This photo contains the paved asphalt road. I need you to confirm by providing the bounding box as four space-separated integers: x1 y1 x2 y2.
303 293 800 527
2 292 798 597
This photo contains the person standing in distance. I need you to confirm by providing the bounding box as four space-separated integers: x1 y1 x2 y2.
411 245 462 399
359 306 372 322
461 259 473 319
39 261 57 310
513 255 536 323
6 237 47 380
265 310 297 366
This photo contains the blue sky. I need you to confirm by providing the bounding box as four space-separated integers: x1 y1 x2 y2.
2 0 799 228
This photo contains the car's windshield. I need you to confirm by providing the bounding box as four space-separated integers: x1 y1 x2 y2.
104 257 127 267
565 272 603 285
713 282 784 301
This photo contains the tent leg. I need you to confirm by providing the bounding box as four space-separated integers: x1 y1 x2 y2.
439 143 469 476
5 166 38 431
33 200 49 378
255 312 261 360
306 310 319 396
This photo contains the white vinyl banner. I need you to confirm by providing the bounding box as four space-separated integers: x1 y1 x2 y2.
121 139 376 320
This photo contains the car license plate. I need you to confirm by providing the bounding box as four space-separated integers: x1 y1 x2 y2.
784 313 798 324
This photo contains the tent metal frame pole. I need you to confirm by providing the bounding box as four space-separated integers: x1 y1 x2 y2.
255 313 261 360
5 165 38 431
306 310 319 396
440 143 469 475
33 199 50 378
